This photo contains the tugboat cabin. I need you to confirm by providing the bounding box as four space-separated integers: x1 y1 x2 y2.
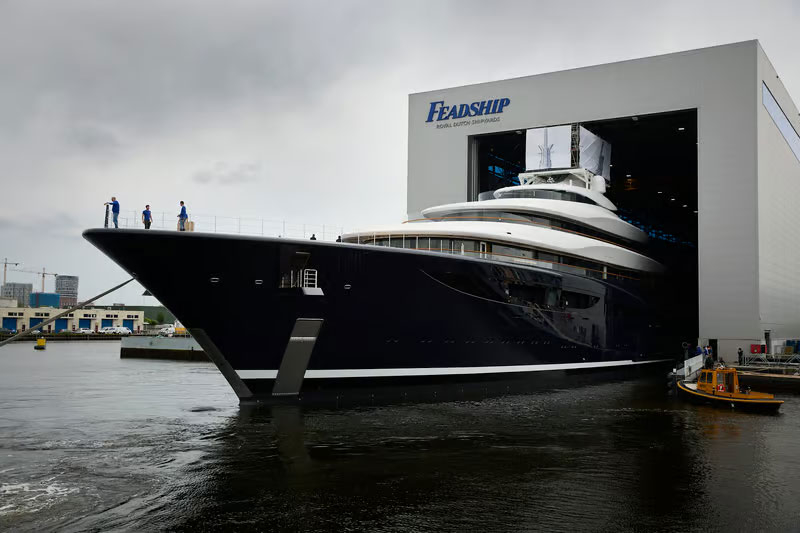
697 367 743 395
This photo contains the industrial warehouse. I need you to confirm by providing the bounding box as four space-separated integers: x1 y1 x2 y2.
407 40 800 359
0 306 144 333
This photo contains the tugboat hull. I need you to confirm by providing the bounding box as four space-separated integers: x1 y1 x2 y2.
677 380 783 412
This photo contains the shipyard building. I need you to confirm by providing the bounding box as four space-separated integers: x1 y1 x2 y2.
407 41 800 358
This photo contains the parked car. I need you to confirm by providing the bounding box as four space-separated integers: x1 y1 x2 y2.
99 326 131 335
0 327 13 334
158 326 175 337
77 328 94 334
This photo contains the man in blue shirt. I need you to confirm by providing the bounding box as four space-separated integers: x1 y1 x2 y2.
177 201 188 231
104 196 120 228
142 204 153 229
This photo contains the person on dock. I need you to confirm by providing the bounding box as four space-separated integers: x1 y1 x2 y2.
177 201 188 231
738 347 744 365
310 234 317 240
142 205 153 229
105 197 120 228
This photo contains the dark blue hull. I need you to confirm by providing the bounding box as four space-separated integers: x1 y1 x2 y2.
83 229 674 404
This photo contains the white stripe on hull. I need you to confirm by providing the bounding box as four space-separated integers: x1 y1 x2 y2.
235 358 670 380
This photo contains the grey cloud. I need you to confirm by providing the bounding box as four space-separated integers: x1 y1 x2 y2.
0 212 85 239
192 161 263 185
67 123 121 153
0 1 408 139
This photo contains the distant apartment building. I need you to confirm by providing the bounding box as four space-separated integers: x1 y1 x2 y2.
55 275 79 307
0 306 144 333
1 282 33 307
29 292 60 308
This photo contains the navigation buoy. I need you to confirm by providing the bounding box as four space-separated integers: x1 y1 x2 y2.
34 338 46 351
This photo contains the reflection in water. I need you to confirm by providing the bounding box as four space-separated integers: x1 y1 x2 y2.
1 342 799 531
167 382 797 532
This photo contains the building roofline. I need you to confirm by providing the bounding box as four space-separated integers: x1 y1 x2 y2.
409 40 760 97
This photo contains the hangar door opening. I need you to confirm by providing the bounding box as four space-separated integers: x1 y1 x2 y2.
467 109 699 350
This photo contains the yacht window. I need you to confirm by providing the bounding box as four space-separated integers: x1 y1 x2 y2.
508 284 559 307
560 291 601 309
384 234 638 282
452 240 474 256
492 244 516 259
538 252 557 264
434 209 641 249
495 189 598 205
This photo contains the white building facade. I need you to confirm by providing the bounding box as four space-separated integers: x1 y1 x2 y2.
407 41 800 357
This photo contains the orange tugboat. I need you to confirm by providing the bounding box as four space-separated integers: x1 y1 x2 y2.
677 366 783 412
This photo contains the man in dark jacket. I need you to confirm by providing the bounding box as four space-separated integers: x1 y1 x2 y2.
177 201 188 231
105 197 120 228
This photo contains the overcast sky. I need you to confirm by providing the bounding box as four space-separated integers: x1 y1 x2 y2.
1 0 799 305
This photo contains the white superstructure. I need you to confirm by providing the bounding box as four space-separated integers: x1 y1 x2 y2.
344 168 661 280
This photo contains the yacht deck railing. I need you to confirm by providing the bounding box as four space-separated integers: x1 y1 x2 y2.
103 208 352 242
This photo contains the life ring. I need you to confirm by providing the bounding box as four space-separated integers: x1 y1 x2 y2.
717 384 725 392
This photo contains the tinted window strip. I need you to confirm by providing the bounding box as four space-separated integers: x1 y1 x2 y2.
763 82 800 163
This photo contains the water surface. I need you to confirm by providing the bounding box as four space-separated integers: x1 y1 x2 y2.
1 342 798 531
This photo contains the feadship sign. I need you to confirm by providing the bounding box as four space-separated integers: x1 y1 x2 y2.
425 98 510 129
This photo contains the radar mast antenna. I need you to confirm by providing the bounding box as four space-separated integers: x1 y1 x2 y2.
538 127 554 169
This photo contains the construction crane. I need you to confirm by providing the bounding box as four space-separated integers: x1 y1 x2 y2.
2 258 20 285
10 267 58 292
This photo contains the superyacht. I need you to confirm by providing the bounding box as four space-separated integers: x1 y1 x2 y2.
84 167 670 403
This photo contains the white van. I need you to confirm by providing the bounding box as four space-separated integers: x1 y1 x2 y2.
99 326 132 335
